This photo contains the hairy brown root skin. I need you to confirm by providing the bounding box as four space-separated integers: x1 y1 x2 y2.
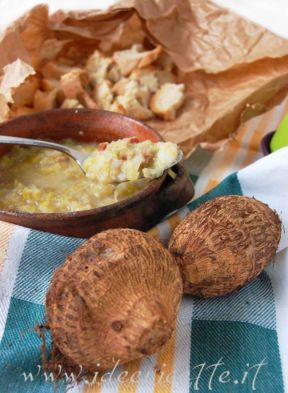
169 196 281 298
46 228 182 371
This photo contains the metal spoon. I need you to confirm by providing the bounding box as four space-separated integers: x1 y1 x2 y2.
0 135 183 181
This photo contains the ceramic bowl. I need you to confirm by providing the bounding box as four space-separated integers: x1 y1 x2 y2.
0 109 194 237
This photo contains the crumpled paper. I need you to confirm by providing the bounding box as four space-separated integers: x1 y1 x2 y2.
0 59 35 103
1 1 288 155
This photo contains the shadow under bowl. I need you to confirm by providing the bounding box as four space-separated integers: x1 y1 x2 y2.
0 109 194 237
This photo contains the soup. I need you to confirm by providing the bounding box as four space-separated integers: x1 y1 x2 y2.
0 139 148 213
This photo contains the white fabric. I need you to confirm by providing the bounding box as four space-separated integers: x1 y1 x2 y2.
238 147 288 252
239 148 288 392
0 226 29 341
266 249 288 392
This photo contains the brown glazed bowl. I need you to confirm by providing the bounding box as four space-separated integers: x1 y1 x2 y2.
0 109 194 237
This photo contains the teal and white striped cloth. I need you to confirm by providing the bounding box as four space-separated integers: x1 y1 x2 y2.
0 144 288 393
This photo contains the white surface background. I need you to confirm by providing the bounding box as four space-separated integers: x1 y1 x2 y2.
0 0 288 38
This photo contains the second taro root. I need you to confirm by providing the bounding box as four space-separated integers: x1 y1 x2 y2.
169 196 281 298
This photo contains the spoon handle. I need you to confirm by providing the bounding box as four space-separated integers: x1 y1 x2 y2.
0 135 88 170
0 135 71 153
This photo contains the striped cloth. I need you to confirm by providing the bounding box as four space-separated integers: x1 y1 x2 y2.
1 98 288 393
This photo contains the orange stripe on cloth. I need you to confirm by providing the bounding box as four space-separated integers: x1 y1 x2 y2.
149 212 182 243
149 213 183 247
166 213 182 234
148 226 161 240
153 328 177 393
118 359 142 393
204 179 219 193
0 222 14 272
200 118 256 191
202 102 287 191
84 381 102 393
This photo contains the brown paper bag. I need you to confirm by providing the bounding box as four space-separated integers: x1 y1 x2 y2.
1 1 288 156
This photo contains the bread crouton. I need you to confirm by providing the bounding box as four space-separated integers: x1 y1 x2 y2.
93 80 113 110
41 78 60 92
0 94 9 122
130 67 159 93
116 80 153 120
78 92 99 109
109 100 127 115
86 50 112 84
60 99 84 109
136 85 151 108
150 83 185 120
113 45 162 76
107 63 122 83
41 62 77 79
41 78 64 104
12 76 39 107
33 88 58 111
112 78 130 95
60 69 88 99
113 79 151 108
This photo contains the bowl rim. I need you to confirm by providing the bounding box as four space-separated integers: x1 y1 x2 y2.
0 108 169 220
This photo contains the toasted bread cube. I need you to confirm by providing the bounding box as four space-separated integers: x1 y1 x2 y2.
150 83 185 121
86 50 112 84
130 68 159 93
41 62 77 79
109 100 127 115
0 94 10 121
93 80 113 110
113 45 162 76
61 99 84 109
107 63 122 83
60 69 88 99
116 80 153 120
113 79 151 108
41 78 61 92
78 91 99 109
12 76 39 107
33 89 58 111
112 78 130 95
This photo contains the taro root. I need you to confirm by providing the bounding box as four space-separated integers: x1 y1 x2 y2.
46 228 182 372
169 196 281 298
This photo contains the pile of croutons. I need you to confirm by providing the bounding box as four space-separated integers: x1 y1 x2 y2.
11 44 186 122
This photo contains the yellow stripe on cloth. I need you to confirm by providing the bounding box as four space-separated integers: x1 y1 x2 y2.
166 213 182 234
118 359 142 393
0 222 14 272
204 179 219 193
148 212 182 244
148 226 161 240
153 328 177 393
85 382 102 393
199 117 257 192
202 100 288 191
